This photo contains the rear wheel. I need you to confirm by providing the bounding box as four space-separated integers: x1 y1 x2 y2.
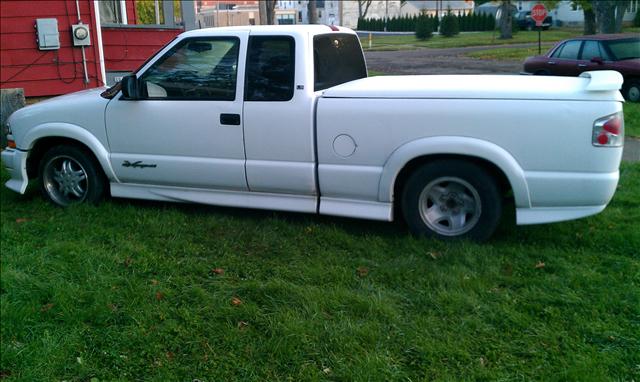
401 160 502 241
39 145 105 206
623 80 640 102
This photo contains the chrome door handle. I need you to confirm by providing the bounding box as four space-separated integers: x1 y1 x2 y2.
578 64 587 67
547 61 557 65
220 113 241 126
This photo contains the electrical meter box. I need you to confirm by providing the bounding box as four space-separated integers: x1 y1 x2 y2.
35 18 60 50
72 24 91 46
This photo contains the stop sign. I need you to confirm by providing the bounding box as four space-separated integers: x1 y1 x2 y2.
531 4 548 27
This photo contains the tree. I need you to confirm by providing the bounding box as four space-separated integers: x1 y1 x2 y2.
358 0 373 19
440 10 460 37
571 0 597 34
415 17 432 40
259 0 278 25
594 0 616 33
498 0 513 39
307 0 317 24
136 0 182 25
614 0 630 32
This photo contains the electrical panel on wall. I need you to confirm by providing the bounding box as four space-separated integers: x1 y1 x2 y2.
72 24 91 46
35 18 60 50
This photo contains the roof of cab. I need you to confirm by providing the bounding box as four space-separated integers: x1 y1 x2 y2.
180 25 355 38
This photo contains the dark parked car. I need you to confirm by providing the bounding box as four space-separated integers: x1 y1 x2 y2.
515 10 552 30
523 34 640 102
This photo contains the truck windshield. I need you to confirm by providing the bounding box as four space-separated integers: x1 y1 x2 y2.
313 33 367 91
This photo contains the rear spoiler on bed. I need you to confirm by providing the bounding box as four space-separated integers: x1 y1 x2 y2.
580 70 624 92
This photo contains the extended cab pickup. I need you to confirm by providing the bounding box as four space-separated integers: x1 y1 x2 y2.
2 26 625 240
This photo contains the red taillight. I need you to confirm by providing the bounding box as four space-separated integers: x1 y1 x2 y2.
597 133 609 145
593 112 624 147
603 117 621 135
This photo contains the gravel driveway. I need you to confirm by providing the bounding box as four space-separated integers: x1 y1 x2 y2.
364 44 539 75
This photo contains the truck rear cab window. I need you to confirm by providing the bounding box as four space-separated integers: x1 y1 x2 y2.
139 37 240 101
245 36 295 101
314 34 367 91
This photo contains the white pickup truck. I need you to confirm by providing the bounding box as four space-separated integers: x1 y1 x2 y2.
2 26 625 241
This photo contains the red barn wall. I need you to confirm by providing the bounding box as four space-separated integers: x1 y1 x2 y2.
102 27 182 73
0 0 104 97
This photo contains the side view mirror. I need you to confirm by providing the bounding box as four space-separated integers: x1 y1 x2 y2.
121 74 140 99
590 57 604 65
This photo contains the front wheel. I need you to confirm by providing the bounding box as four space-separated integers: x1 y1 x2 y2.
401 160 502 241
39 145 106 207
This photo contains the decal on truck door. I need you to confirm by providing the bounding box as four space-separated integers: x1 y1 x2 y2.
122 161 157 169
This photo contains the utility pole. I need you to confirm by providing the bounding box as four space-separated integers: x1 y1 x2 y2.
384 0 388 32
259 0 267 25
307 0 317 24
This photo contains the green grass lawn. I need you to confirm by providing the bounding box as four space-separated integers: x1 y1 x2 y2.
626 102 640 138
360 29 582 51
1 160 639 380
466 44 555 61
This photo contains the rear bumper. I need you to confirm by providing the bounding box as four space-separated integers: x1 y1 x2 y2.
516 170 619 225
1 148 29 194
517 205 606 225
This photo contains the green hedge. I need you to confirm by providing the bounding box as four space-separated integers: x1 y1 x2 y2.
357 13 495 32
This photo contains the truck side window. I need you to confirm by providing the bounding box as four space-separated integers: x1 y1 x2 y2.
245 36 295 102
139 37 240 101
313 34 367 91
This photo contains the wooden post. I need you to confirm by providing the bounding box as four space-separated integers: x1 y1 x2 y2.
1 88 25 148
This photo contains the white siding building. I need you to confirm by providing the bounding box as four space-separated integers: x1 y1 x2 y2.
513 0 639 27
340 1 402 29
401 0 475 18
281 0 342 26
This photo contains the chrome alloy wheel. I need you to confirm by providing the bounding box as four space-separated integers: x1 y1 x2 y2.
42 155 89 206
418 176 482 236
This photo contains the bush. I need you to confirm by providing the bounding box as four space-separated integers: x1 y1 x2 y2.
415 17 433 40
440 12 460 37
634 9 640 27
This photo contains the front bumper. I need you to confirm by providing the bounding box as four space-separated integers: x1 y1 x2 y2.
1 148 29 194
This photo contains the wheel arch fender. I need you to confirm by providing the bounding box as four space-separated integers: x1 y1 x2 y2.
23 123 118 182
378 136 531 208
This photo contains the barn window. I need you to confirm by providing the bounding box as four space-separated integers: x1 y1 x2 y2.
99 0 124 24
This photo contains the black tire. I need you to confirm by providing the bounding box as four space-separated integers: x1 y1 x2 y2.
38 145 106 207
623 80 640 103
401 159 502 242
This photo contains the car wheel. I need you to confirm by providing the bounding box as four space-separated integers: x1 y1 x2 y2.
623 80 640 102
526 24 533 31
401 159 502 241
39 145 106 207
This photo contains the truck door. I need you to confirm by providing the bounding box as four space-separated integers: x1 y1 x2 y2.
242 33 318 196
105 31 249 190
